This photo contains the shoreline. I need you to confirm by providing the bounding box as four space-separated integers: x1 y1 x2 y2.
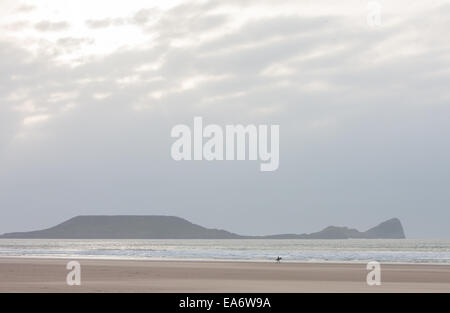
1 255 450 266
1 257 450 292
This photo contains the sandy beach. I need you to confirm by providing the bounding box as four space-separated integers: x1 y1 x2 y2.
1 258 450 293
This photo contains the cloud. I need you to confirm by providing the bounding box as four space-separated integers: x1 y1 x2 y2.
23 114 51 126
85 18 125 29
56 37 94 50
84 9 158 29
131 8 159 26
34 20 69 32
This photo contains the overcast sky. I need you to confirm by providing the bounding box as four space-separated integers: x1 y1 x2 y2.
0 0 449 238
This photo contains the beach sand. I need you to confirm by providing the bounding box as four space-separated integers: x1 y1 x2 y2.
1 258 450 293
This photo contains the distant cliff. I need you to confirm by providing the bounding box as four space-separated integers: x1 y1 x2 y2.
0 216 405 239
262 218 405 239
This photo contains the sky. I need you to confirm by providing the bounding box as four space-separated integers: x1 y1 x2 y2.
0 0 449 238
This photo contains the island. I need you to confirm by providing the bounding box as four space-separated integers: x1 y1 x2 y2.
0 216 405 239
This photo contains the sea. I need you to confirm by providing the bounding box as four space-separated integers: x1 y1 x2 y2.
1 239 450 264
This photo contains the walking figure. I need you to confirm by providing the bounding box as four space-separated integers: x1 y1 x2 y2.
276 256 282 263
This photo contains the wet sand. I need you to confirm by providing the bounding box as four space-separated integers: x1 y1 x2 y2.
1 258 450 293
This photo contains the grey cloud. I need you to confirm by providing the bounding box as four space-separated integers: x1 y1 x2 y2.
56 37 94 49
131 8 159 26
199 15 338 53
35 20 69 32
151 13 229 39
85 18 125 29
85 19 113 29
84 8 159 29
